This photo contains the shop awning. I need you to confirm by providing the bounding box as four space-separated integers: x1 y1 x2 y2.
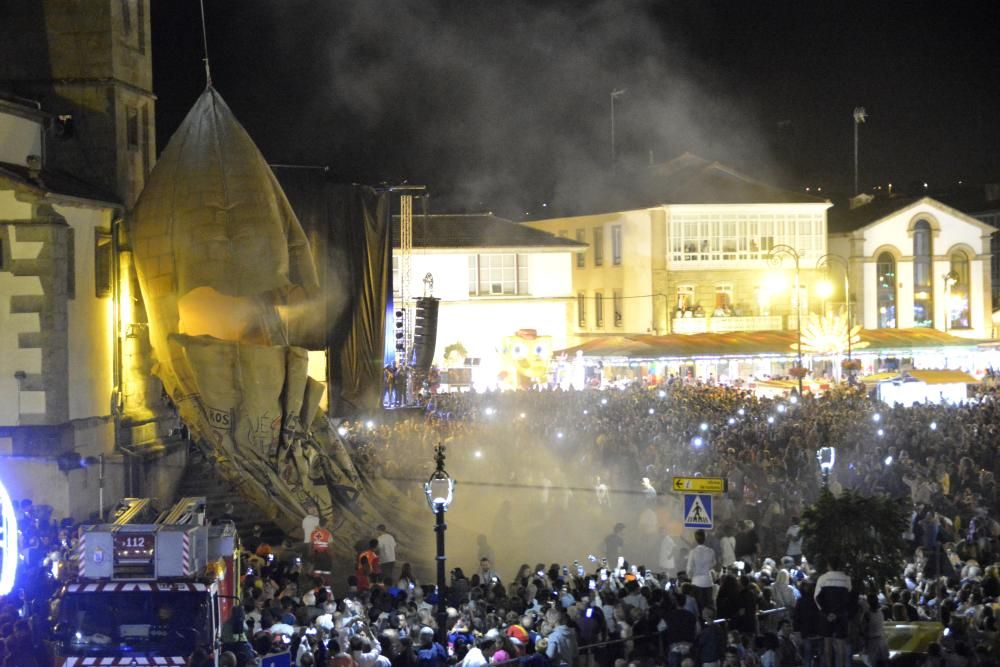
556 328 986 361
865 369 981 385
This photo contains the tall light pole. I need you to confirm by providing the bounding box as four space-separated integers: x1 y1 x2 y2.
943 270 959 333
424 443 454 642
816 254 852 359
769 245 804 395
611 89 626 172
853 107 867 195
818 446 835 490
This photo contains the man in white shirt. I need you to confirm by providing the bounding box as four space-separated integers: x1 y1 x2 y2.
659 527 678 576
376 524 397 581
685 529 716 612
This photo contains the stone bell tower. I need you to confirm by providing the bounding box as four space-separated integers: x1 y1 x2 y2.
0 0 155 207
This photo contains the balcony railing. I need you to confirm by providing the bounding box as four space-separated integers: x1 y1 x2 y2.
671 314 785 335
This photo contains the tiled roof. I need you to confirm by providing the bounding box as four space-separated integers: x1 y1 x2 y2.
391 213 586 250
827 195 994 234
826 196 920 234
623 153 826 207
557 328 984 359
0 161 119 205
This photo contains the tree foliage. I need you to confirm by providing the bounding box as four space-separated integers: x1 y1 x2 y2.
801 488 908 589
443 342 468 364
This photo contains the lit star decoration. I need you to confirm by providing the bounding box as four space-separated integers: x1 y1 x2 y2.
795 312 870 356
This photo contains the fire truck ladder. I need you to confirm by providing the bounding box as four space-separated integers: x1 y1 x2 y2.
110 498 158 525
157 497 207 526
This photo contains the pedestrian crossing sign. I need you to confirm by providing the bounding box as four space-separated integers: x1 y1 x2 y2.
683 494 713 529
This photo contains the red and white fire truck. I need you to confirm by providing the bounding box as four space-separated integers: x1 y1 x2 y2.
51 497 241 666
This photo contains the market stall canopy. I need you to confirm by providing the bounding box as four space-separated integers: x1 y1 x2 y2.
864 369 979 406
861 370 980 385
556 328 986 360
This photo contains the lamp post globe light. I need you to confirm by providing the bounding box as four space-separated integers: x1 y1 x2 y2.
768 244 804 395
816 253 853 359
818 446 836 489
424 443 454 642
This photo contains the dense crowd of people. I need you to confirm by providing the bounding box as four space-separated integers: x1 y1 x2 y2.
5 378 1000 666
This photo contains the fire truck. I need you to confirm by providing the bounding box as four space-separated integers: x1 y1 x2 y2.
51 497 241 666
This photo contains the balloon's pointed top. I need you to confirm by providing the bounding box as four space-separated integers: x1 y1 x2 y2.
133 87 318 299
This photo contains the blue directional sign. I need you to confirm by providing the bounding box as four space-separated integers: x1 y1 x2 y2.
683 493 713 529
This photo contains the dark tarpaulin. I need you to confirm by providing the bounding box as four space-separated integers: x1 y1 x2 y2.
276 168 389 417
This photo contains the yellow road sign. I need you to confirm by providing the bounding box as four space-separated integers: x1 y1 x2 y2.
671 476 727 494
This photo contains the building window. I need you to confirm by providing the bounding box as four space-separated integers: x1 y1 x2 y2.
468 253 529 296
676 285 696 313
949 251 971 329
141 106 151 177
611 225 622 265
593 227 604 266
121 0 132 35
913 220 933 327
613 289 623 327
575 229 585 268
714 284 733 313
137 0 146 53
595 292 604 327
95 232 112 298
876 252 896 328
126 106 139 149
668 211 822 265
577 292 586 327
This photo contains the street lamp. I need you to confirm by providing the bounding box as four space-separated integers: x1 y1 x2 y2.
853 107 867 195
943 270 959 333
424 443 455 642
768 244 804 395
816 253 852 359
817 446 836 489
610 89 626 172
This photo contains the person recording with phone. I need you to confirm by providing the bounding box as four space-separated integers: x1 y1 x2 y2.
686 528 717 612
348 618 383 667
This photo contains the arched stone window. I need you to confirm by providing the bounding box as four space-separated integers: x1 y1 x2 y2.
912 220 933 327
948 251 971 329
876 252 897 328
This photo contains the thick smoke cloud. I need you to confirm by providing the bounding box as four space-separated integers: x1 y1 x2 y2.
251 0 776 216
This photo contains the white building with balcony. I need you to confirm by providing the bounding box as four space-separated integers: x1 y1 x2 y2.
391 214 584 382
527 154 832 341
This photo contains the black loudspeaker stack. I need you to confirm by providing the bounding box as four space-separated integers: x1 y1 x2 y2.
412 297 440 370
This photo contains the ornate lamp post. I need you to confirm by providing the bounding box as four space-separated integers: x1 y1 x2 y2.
768 244 804 395
817 446 836 489
424 443 454 642
816 254 852 359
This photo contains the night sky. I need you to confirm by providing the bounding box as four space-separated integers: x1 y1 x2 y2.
152 1 1000 218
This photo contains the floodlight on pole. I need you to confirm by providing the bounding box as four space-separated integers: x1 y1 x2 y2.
768 244 805 395
853 106 867 195
816 253 853 360
611 89 627 173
